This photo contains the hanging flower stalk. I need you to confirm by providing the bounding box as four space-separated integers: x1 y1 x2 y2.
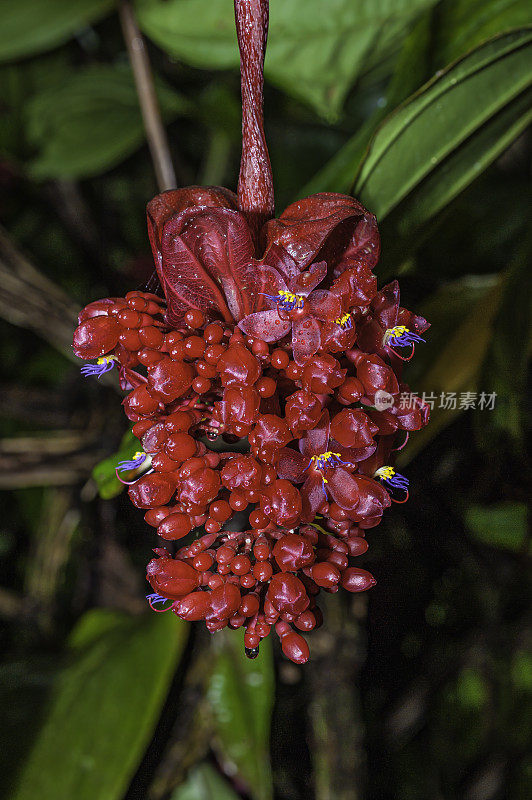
73 0 429 664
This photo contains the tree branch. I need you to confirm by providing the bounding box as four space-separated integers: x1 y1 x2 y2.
0 225 80 360
119 0 177 193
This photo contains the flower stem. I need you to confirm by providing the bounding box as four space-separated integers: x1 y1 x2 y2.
234 0 274 240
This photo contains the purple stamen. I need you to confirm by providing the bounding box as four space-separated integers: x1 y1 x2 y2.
387 329 425 347
117 452 148 471
259 291 304 312
80 356 116 378
385 474 409 490
375 466 409 491
146 593 173 612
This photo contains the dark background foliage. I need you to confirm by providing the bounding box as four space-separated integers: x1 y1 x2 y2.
0 2 530 799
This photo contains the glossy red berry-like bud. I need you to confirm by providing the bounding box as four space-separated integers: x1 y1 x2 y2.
273 534 315 571
124 386 159 418
204 323 224 344
184 336 206 359
146 556 199 599
285 390 322 435
164 432 197 462
294 610 317 631
302 355 345 394
148 358 194 402
354 353 399 400
175 590 212 620
256 376 276 397
73 315 120 359
208 583 241 621
281 632 310 664
330 409 378 448
267 573 309 616
261 480 302 528
346 537 369 556
341 567 376 592
231 555 251 575
309 562 341 588
249 415 291 462
184 309 205 328
253 560 273 582
157 512 192 540
217 344 261 386
164 410 195 433
129 473 176 509
221 455 262 492
270 348 290 370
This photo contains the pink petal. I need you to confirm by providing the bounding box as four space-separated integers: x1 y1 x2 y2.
290 260 327 296
275 447 308 483
301 473 327 521
299 410 330 458
327 467 361 510
238 309 291 342
333 442 378 464
256 265 288 298
307 289 342 321
292 317 321 366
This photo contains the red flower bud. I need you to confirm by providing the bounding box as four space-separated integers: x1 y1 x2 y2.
207 583 242 620
178 462 221 508
249 414 292 462
285 390 323 435
148 357 194 401
174 590 212 619
217 344 261 386
273 533 315 571
330 409 378 448
267 573 309 616
221 455 262 492
261 479 302 528
146 556 200 599
341 567 376 592
302 355 345 394
129 473 176 509
309 562 341 588
281 631 310 664
157 512 192 540
73 315 120 359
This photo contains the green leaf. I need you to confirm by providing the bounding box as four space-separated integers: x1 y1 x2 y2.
92 429 140 500
433 0 532 68
354 28 532 220
12 609 188 800
0 0 114 63
26 64 189 180
207 630 274 800
465 503 530 553
135 0 437 120
298 9 435 196
171 763 241 800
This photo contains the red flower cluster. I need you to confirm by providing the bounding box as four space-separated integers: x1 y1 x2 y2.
73 188 429 663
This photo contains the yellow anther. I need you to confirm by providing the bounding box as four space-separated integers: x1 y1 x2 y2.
278 290 304 308
334 312 352 327
133 451 145 461
384 325 409 342
96 355 115 366
375 466 396 480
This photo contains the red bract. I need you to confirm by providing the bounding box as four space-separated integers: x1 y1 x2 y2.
73 0 429 664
